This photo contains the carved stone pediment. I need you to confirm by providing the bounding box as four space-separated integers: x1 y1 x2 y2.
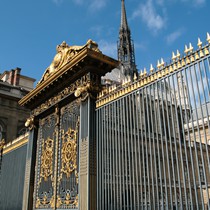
38 39 101 84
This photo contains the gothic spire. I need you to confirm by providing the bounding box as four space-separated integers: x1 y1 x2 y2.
118 0 137 81
121 0 129 30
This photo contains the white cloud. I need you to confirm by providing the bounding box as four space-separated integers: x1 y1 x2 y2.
166 28 185 45
89 0 107 10
156 0 164 5
53 0 63 5
193 0 205 6
132 0 166 33
90 26 103 37
179 0 206 6
98 40 117 58
72 0 84 5
52 0 107 10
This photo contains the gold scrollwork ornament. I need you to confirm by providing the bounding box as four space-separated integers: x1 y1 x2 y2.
25 116 35 131
60 128 77 178
40 137 54 182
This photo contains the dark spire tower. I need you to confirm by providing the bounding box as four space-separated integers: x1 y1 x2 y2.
118 0 138 80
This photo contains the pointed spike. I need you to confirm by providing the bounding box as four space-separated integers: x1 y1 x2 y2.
140 70 143 77
150 64 154 73
133 73 137 80
176 50 180 58
197 37 202 48
157 60 161 68
189 43 193 52
172 51 176 60
144 68 147 76
184 45 189 54
161 58 164 65
207 32 210 43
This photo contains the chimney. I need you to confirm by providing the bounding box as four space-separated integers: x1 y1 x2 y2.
14 67 21 86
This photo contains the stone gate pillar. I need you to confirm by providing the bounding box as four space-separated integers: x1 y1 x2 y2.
19 39 119 210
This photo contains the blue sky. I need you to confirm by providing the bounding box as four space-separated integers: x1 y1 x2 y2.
0 0 209 84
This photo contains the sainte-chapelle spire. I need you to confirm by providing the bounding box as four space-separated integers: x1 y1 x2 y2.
118 0 138 80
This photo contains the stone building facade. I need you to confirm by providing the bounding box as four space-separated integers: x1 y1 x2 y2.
0 68 35 143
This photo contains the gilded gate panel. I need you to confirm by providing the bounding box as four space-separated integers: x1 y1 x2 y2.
57 100 80 209
34 113 56 209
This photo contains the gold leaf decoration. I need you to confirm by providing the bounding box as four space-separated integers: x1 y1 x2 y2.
40 137 54 182
60 128 77 178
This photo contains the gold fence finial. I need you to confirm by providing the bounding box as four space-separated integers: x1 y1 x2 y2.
140 70 143 78
160 58 164 67
176 50 180 58
184 45 189 54
197 37 202 48
172 51 176 61
143 68 147 76
157 60 161 69
134 73 137 80
189 43 193 53
150 64 154 73
207 32 210 43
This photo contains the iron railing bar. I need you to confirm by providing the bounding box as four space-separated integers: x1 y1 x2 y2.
192 63 210 205
141 88 148 209
124 95 131 209
137 89 145 208
170 74 184 208
130 93 136 210
148 85 156 209
162 77 175 209
154 81 163 210
136 90 143 208
176 70 194 209
110 103 113 210
188 65 205 208
155 81 168 210
151 83 160 210
145 87 153 209
132 91 139 209
198 60 210 175
182 67 199 208
166 76 179 209
117 99 122 209
121 97 127 209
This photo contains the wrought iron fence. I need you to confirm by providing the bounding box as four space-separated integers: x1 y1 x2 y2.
96 43 210 209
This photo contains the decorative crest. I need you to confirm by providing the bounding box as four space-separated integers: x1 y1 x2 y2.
38 39 100 84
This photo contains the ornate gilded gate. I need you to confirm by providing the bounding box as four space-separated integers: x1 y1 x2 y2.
19 40 119 210
34 100 80 209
